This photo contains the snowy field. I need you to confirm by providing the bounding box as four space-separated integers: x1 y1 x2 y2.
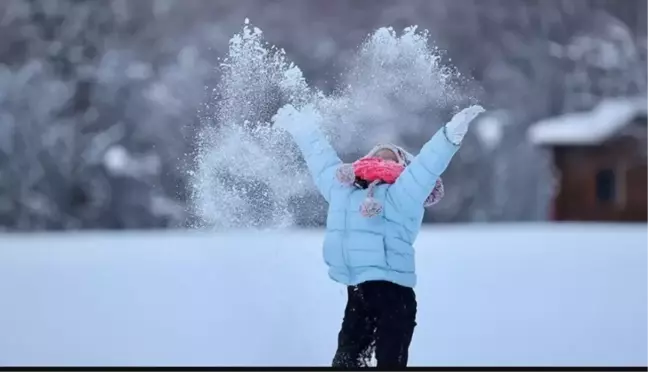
0 224 646 367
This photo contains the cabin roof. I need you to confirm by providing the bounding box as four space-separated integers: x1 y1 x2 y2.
528 96 647 146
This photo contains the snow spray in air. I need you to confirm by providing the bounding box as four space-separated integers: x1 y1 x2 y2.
190 19 473 230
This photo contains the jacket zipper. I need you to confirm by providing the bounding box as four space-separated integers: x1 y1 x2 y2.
342 192 351 274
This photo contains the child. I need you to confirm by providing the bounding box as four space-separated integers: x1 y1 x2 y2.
272 104 484 368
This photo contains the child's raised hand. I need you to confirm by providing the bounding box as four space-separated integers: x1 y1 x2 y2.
272 104 299 130
444 105 485 145
272 103 323 134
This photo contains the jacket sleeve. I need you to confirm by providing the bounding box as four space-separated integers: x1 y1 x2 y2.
387 127 459 218
283 121 342 203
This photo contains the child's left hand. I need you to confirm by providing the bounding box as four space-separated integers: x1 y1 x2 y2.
444 105 485 145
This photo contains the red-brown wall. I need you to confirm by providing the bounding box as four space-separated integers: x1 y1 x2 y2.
552 133 647 222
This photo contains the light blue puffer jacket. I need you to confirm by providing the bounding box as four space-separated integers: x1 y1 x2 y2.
280 110 460 289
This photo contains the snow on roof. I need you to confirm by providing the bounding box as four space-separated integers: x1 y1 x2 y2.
528 96 647 146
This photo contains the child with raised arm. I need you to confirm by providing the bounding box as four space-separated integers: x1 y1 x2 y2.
272 104 484 368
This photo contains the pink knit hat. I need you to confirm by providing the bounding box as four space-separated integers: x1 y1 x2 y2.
364 143 410 165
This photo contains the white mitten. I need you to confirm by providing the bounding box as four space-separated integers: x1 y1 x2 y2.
272 103 323 135
272 104 300 132
443 105 485 145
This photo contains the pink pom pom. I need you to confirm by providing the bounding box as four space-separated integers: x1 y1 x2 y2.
360 197 383 217
424 178 445 207
336 164 355 185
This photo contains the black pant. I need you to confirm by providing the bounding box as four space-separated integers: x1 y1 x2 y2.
332 280 417 368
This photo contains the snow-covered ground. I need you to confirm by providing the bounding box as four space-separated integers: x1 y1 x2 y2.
0 224 646 367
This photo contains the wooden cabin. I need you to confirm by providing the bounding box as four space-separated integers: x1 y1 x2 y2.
528 97 647 222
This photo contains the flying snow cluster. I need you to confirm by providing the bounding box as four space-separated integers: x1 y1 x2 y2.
190 19 472 229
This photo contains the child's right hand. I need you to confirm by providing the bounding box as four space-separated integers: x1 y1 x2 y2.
272 104 299 131
272 103 323 135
